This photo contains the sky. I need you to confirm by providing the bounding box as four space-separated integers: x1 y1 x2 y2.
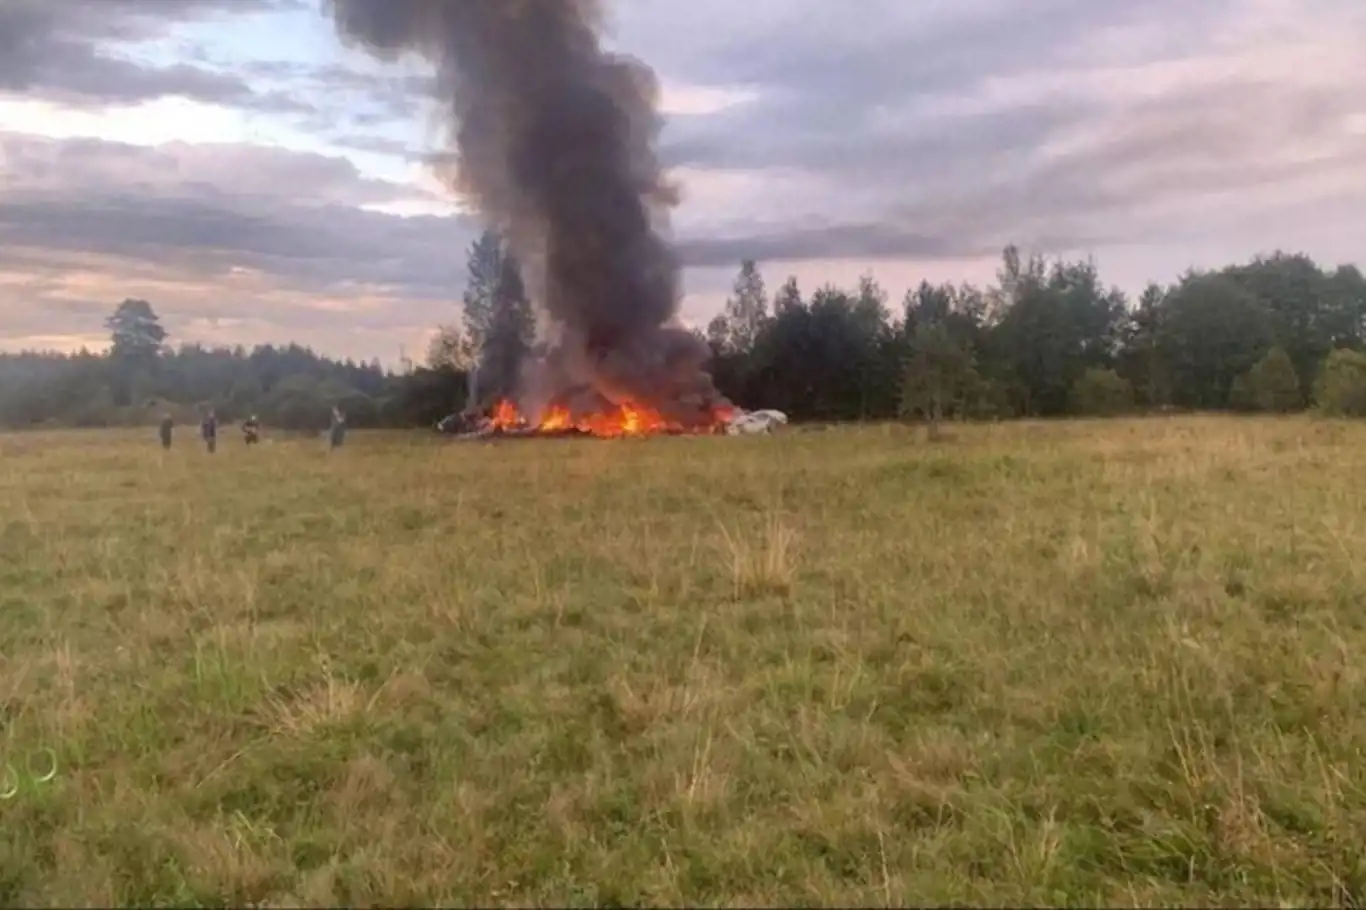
2 0 1364 365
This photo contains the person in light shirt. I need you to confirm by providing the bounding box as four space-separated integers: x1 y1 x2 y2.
328 406 347 450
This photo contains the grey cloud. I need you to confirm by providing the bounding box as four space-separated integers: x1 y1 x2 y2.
0 0 308 110
1 133 422 207
677 225 978 270
222 59 443 152
919 79 1366 235
0 132 478 306
675 137 1366 269
0 130 471 358
618 0 1220 123
331 134 419 157
620 0 1366 263
663 73 1366 267
664 98 1083 195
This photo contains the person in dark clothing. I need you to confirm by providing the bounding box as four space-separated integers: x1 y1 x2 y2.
242 415 261 445
201 410 218 454
158 413 174 449
328 406 346 451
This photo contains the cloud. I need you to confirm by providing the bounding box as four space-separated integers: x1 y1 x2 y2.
626 0 1366 263
0 132 476 287
0 0 305 110
0 131 478 359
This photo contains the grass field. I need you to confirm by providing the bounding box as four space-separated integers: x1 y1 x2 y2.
3 416 1366 906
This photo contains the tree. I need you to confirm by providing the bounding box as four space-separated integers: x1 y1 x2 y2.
426 324 477 371
850 274 898 418
1225 252 1348 399
809 285 888 420
103 298 168 406
900 322 975 438
709 260 769 354
1324 264 1366 349
1155 272 1273 409
854 274 890 326
459 229 534 406
1230 345 1301 412
988 252 1127 416
0 336 406 430
477 247 535 405
705 313 731 354
461 230 504 352
1313 348 1366 416
388 365 469 426
904 281 953 333
739 285 891 421
106 299 167 362
773 276 802 315
1116 282 1170 407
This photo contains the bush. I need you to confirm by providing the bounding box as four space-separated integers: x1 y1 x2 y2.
1313 348 1366 416
1069 368 1134 416
1231 345 1301 412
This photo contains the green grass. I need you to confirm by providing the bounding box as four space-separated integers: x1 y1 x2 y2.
3 416 1366 906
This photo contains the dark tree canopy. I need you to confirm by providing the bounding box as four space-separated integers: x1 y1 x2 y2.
106 298 167 362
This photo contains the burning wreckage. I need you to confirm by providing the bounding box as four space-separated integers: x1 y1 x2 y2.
436 397 788 440
326 0 782 441
436 348 785 439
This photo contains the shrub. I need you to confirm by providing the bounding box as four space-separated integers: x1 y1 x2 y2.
1069 368 1134 417
1231 345 1301 412
1313 348 1366 416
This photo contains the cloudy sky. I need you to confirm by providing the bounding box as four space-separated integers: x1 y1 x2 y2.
2 0 1363 363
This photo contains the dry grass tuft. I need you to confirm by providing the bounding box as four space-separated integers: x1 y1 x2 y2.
718 512 798 599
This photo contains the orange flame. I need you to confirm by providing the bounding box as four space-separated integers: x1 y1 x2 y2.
489 399 521 431
485 399 729 437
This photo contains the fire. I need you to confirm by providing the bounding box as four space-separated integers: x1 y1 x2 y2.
489 399 521 431
483 398 728 437
539 406 572 431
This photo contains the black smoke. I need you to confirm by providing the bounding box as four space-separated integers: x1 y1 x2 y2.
327 0 729 425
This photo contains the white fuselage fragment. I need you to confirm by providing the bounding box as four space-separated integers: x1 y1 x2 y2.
725 409 789 435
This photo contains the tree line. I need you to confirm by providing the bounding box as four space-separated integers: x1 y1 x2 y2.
707 248 1366 427
0 299 412 430
433 233 1366 427
4 237 1366 431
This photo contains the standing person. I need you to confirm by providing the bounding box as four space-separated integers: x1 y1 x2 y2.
328 405 347 451
201 409 218 454
158 412 174 450
242 414 261 446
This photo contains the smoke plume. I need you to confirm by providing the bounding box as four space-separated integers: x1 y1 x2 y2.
327 0 729 425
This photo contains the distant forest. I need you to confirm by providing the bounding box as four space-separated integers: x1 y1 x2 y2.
4 235 1366 431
